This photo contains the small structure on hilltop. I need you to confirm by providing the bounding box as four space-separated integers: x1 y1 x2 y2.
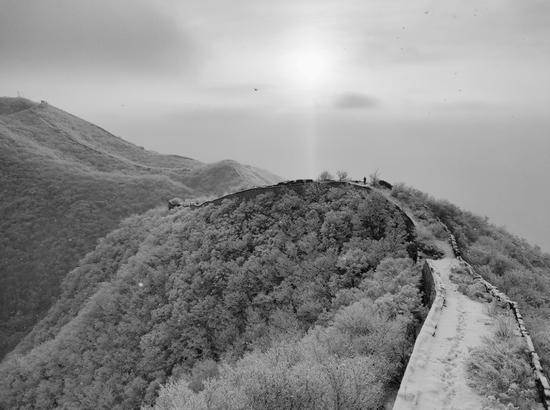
168 197 184 210
378 179 393 190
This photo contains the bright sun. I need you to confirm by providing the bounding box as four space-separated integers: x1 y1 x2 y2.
282 45 334 90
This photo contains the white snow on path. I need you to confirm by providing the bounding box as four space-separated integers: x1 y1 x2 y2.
394 258 494 410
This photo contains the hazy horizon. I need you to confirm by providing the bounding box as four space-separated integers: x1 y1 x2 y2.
1 0 549 251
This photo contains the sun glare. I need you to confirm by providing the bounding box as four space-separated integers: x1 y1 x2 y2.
281 41 335 91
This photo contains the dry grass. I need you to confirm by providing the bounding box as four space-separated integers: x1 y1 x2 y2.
466 315 541 409
494 315 517 340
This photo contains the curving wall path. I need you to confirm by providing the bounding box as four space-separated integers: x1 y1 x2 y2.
394 220 550 409
393 257 496 409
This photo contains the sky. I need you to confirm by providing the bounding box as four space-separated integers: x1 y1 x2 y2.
1 0 550 251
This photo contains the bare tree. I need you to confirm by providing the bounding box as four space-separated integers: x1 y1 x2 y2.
318 170 334 181
369 169 380 186
336 170 348 182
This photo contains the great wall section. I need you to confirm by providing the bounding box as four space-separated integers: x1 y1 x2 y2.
169 179 550 409
394 214 550 409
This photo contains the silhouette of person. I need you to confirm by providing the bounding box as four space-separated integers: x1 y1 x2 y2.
363 176 366 185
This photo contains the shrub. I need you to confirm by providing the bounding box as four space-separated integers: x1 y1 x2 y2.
427 221 448 241
467 337 539 409
530 316 550 370
154 326 390 410
414 225 445 259
318 170 334 181
450 266 494 302
336 170 348 182
154 282 422 410
188 360 219 393
493 315 517 341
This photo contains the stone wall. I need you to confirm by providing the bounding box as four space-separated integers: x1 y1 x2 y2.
420 259 437 306
393 259 446 406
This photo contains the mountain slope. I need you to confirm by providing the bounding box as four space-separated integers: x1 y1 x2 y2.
0 183 422 409
0 97 280 358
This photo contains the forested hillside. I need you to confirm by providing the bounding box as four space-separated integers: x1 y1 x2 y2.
0 183 424 409
0 97 280 358
2 177 548 409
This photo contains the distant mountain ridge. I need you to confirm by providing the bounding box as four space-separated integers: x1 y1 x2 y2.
0 97 279 188
0 97 280 357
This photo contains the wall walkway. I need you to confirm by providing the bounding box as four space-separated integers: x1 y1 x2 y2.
393 258 492 409
395 220 550 409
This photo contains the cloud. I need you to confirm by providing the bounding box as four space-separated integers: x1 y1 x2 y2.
0 0 195 74
333 93 379 109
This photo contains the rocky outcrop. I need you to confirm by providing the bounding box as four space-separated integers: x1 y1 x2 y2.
168 197 184 210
